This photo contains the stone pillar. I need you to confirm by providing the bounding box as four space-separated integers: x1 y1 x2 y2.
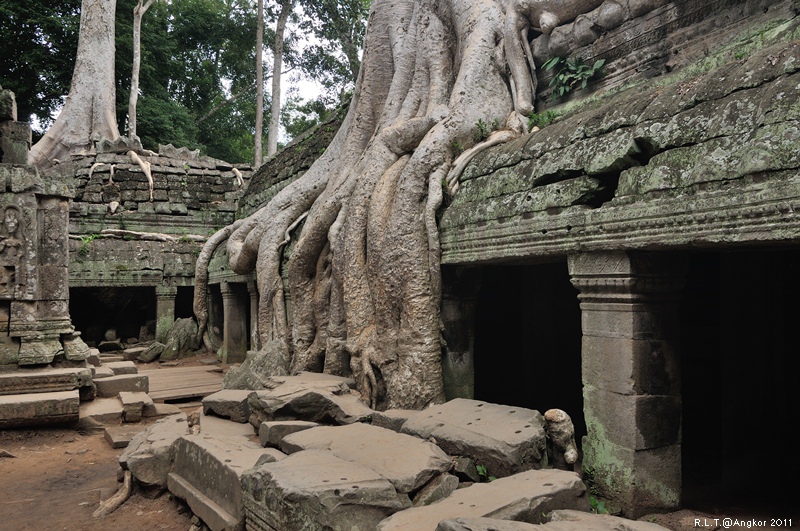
220 281 248 364
568 251 685 518
155 285 177 343
247 280 260 352
440 266 481 400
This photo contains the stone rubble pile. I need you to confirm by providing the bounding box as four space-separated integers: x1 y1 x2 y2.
115 373 669 531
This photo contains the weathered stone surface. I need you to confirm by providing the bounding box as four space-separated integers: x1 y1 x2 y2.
94 374 149 397
202 389 252 423
436 517 542 531
103 361 138 375
258 420 319 448
91 366 115 379
0 390 80 427
247 372 373 427
545 509 671 531
372 409 415 432
198 411 257 439
412 473 460 507
119 391 152 423
377 469 588 530
168 434 280 531
79 397 123 425
138 342 165 363
0 367 92 396
119 412 189 487
160 318 201 360
104 424 148 449
453 456 481 483
143 401 182 418
241 450 412 531
401 399 547 478
281 423 453 493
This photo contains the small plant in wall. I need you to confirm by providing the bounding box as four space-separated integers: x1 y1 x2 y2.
78 234 100 258
542 56 606 100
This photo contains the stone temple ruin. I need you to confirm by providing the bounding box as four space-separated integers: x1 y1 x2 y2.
3 0 800 528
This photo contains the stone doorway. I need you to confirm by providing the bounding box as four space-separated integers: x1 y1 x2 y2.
681 249 800 515
472 262 586 444
69 286 156 346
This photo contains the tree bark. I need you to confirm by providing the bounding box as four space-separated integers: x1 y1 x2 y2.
29 0 120 169
195 0 579 410
128 0 155 142
266 0 293 157
254 0 265 167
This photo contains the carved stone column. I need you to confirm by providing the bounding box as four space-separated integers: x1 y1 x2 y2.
155 285 177 343
568 251 686 518
247 280 259 352
441 266 481 400
220 281 248 364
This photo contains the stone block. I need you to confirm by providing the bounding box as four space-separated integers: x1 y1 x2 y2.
401 398 547 478
246 371 372 427
201 389 252 423
281 423 453 494
372 409 415 432
62 333 91 362
583 386 681 450
0 121 30 165
143 402 182 418
91 366 115 379
258 420 319 448
579 302 681 341
412 473 460 507
241 450 411 531
581 336 679 395
198 411 257 439
0 88 17 121
377 469 588 530
103 360 139 375
119 412 190 487
0 390 80 427
436 511 672 531
104 424 148 449
79 397 123 425
17 337 63 366
0 367 92 395
94 374 149 397
119 391 153 423
168 434 281 531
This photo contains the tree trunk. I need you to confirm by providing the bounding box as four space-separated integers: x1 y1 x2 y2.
29 0 120 168
128 0 155 142
254 0 265 167
266 0 292 157
195 0 568 410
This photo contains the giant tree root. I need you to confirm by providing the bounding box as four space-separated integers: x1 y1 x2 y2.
92 470 132 518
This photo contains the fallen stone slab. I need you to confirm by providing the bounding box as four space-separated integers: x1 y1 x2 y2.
91 366 115 379
103 361 138 375
0 390 80 427
79 397 124 426
436 517 542 531
544 509 671 531
143 402 182 418
372 409 415 432
122 346 148 361
258 420 319 448
401 398 547 478
168 434 286 531
104 424 148 449
241 449 412 531
281 422 453 494
412 473 460 507
95 374 149 397
198 412 257 439
0 367 92 396
119 391 153 423
87 350 101 367
119 413 190 488
247 372 373 427
376 469 588 531
202 389 252 423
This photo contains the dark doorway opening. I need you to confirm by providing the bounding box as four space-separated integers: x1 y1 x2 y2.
473 261 585 444
175 285 195 319
681 249 800 515
69 286 156 346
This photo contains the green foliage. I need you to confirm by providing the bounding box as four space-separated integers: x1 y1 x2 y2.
528 110 559 130
473 118 501 143
589 495 608 514
543 56 606 100
475 464 496 482
451 140 464 157
0 0 81 138
78 234 100 258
